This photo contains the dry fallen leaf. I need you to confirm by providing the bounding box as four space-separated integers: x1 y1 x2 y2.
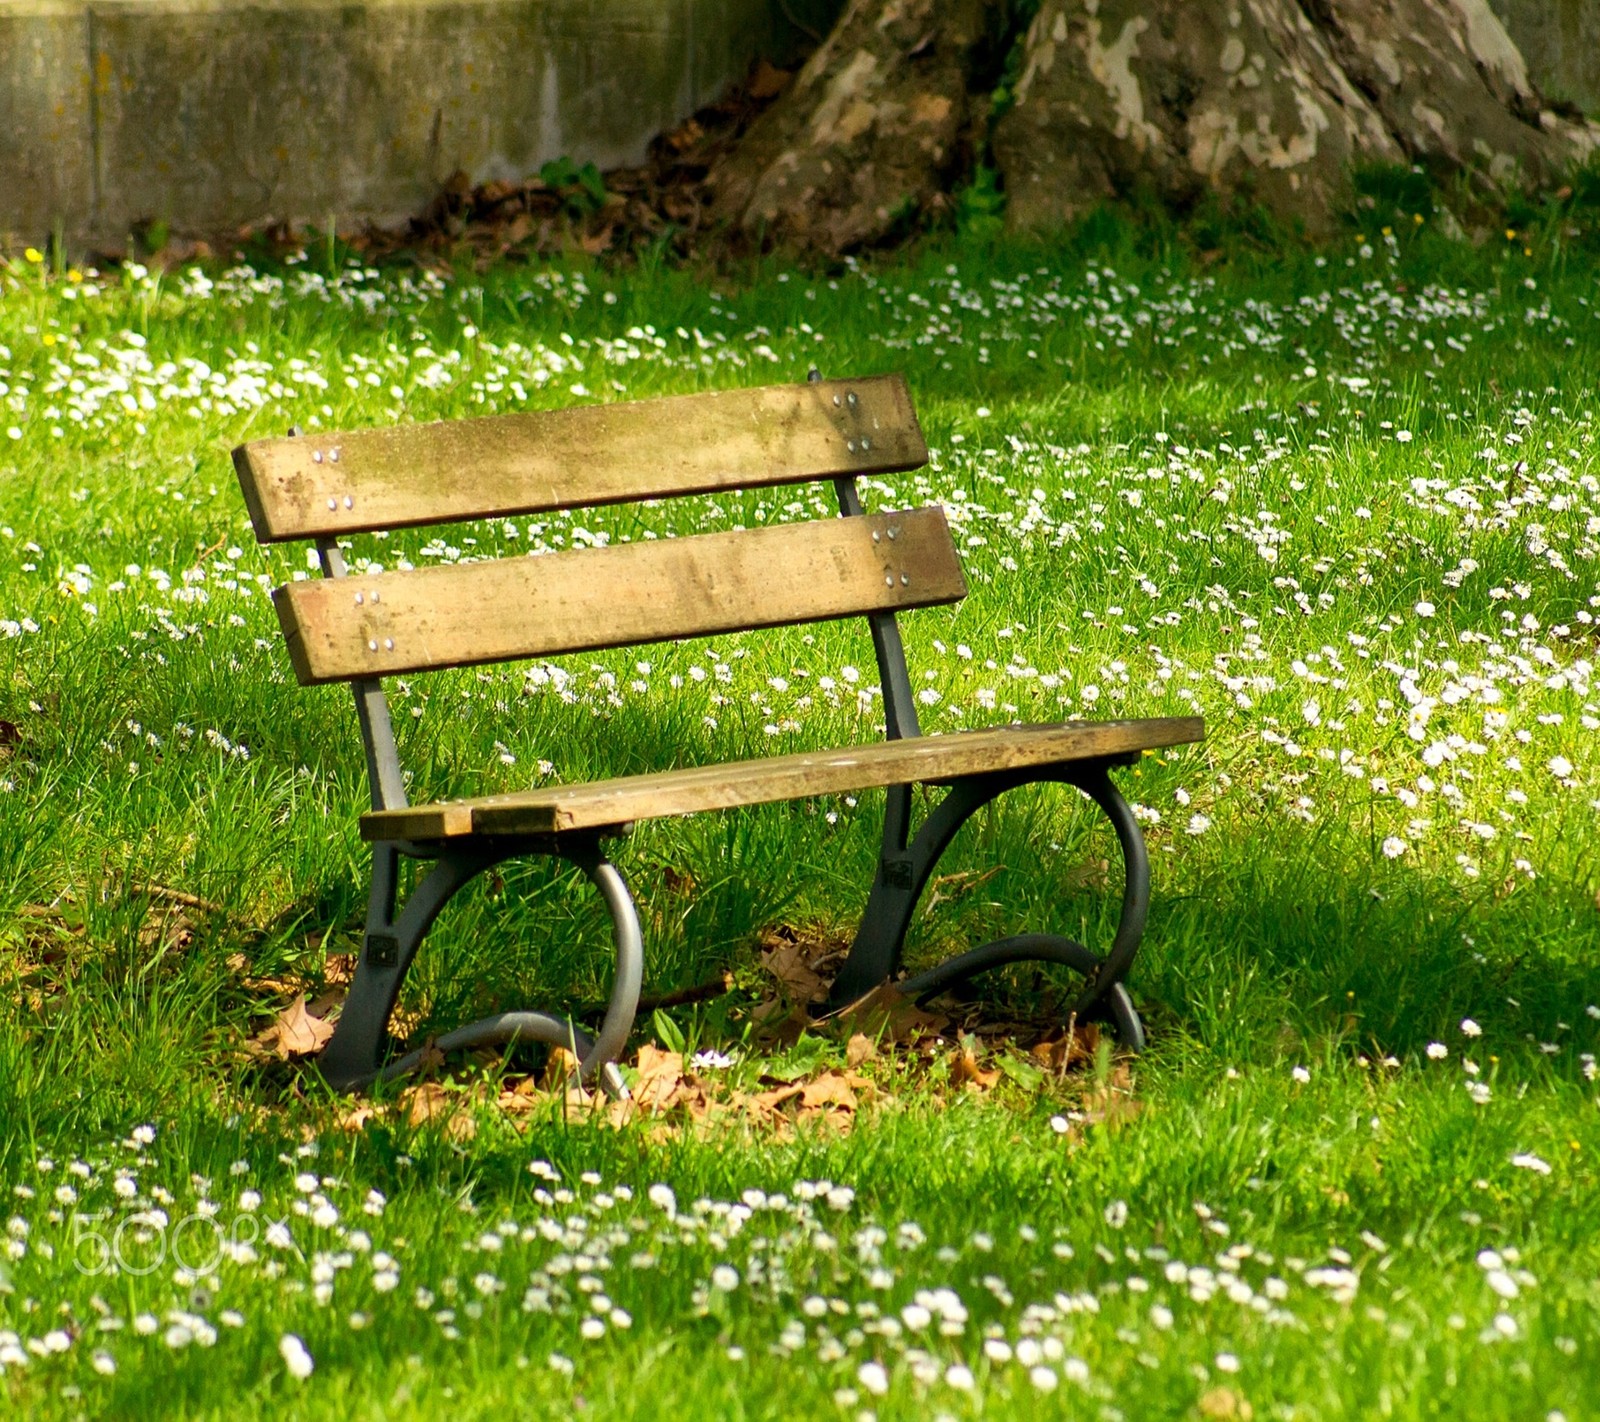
631 1045 685 1113
845 1032 876 1068
832 983 947 1045
750 997 812 1049
540 1046 581 1093
951 1045 1001 1091
1032 1022 1100 1073
244 995 335 1061
799 1071 869 1113
1198 1387 1253 1420
337 1103 377 1132
493 1072 547 1114
754 1082 805 1113
759 942 830 1007
402 1081 477 1140
746 59 791 101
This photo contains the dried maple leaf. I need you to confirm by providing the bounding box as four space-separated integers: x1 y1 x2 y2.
845 1032 876 1068
759 941 830 1007
752 995 812 1046
664 117 707 152
337 1103 377 1132
753 1082 805 1113
799 1071 870 1113
631 1045 685 1114
746 60 791 101
1032 1022 1100 1074
303 988 343 1020
244 995 335 1061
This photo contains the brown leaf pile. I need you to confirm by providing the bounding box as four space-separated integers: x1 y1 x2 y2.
401 59 792 267
325 964 1126 1138
221 906 1134 1139
347 1040 879 1144
330 1014 1129 1144
120 60 793 272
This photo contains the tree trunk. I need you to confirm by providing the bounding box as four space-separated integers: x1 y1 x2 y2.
714 0 1599 254
998 0 1598 236
710 0 1006 255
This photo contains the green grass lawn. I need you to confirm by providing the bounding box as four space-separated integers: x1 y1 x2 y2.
1 218 1598 1419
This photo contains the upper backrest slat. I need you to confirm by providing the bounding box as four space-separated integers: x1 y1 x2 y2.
274 508 966 685
234 375 925 542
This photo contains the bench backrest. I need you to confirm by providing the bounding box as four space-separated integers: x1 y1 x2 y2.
234 374 957 810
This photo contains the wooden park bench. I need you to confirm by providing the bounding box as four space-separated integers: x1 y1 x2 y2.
234 373 1203 1092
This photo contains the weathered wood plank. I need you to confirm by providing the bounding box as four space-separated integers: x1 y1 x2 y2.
234 375 926 541
274 507 966 685
360 718 1206 840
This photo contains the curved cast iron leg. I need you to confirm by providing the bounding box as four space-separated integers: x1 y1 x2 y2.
1065 766 1150 1022
828 761 1153 1048
319 838 643 1094
899 930 1100 994
321 844 506 1091
828 776 1016 1005
899 932 1145 1052
566 848 643 1092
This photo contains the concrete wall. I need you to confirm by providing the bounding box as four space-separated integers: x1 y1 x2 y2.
1491 0 1600 117
0 0 794 249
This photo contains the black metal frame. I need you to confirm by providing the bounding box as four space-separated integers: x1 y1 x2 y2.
310 535 642 1095
297 380 1158 1091
824 458 1151 1048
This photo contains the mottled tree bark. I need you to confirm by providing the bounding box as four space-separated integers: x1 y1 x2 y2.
994 0 1402 234
997 0 1597 236
1302 0 1596 188
715 0 1599 254
710 0 1005 255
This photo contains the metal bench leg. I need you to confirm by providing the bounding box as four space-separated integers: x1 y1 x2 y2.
319 838 643 1094
828 761 1153 1049
320 844 501 1091
829 777 1013 1005
898 932 1145 1048
1066 765 1150 1029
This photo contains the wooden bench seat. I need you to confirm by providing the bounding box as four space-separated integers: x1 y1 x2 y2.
363 718 1203 841
235 371 1204 1092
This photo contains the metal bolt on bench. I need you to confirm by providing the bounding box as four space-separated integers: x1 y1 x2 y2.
234 374 1203 1092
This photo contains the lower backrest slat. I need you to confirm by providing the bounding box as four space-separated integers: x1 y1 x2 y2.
275 507 966 685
